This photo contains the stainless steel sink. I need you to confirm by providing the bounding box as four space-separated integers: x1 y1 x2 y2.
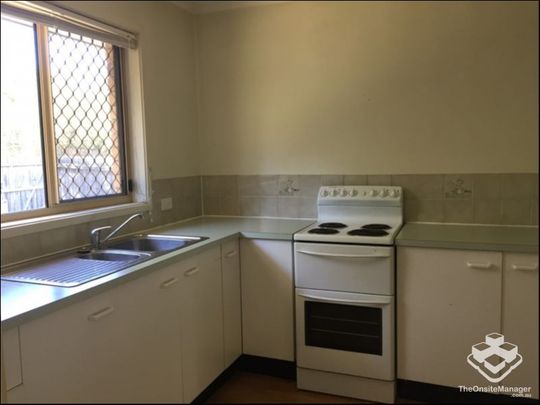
1 234 207 288
1 249 152 288
107 234 207 253
77 250 151 262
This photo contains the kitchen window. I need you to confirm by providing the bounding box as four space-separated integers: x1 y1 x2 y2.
1 3 138 223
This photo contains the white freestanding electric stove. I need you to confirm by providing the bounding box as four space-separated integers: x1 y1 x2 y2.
293 185 403 403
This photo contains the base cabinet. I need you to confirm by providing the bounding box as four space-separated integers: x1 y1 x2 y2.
180 246 224 403
501 253 539 399
398 247 539 400
7 261 185 403
221 239 242 368
397 247 503 388
240 239 294 361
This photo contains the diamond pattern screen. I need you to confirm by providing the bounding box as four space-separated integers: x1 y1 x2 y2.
48 27 125 201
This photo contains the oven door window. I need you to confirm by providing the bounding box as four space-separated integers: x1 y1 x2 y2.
305 301 382 355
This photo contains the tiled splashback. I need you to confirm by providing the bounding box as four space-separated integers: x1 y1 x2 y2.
1 173 537 267
0 176 201 267
202 174 539 226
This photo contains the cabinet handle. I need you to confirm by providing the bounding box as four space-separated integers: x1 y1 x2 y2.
184 267 199 277
297 250 390 258
88 306 115 321
160 277 179 289
225 250 237 258
512 264 538 271
298 293 391 306
466 261 494 269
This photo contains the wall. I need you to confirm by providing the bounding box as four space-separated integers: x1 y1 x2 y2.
197 1 539 175
2 1 538 267
57 1 200 179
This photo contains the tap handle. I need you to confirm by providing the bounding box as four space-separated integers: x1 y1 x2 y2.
91 226 112 247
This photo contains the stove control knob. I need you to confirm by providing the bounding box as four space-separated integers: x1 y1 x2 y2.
332 189 340 197
341 189 349 197
390 189 399 198
351 189 358 196
380 189 388 197
320 189 329 197
368 189 378 197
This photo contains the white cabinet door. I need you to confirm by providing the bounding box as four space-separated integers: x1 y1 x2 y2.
240 239 294 361
501 253 539 399
221 239 242 368
8 262 184 403
397 247 502 388
180 246 224 403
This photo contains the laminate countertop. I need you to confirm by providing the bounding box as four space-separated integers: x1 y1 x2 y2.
396 223 539 253
1 216 314 329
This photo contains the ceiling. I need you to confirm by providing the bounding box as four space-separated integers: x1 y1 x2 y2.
172 1 287 14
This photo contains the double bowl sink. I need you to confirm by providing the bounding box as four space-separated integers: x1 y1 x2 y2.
78 234 206 261
1 234 208 288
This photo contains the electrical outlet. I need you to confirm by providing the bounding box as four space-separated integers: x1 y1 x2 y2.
160 197 173 211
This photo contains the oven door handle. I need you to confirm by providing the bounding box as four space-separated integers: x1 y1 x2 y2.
298 293 392 306
296 250 390 259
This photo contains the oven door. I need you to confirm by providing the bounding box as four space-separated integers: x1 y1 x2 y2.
296 287 394 381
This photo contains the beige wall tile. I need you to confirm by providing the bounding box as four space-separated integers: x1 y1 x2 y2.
444 199 474 223
392 174 444 200
160 207 175 225
203 175 223 197
501 199 531 225
239 197 261 216
298 175 322 196
444 174 473 199
405 199 444 222
259 175 279 196
473 174 500 200
278 175 300 195
2 233 43 266
531 199 538 226
474 199 502 224
278 196 301 217
501 174 537 199
299 197 317 218
368 175 392 186
220 176 238 197
321 175 343 185
220 195 239 215
40 226 78 256
154 178 173 199
0 238 13 267
186 195 202 218
237 175 259 196
260 197 278 217
532 174 539 199
344 175 368 185
203 195 220 215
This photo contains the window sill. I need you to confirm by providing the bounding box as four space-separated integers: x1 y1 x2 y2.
1 202 150 239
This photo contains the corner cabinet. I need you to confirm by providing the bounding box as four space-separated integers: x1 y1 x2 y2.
240 239 294 361
6 259 185 403
397 247 538 399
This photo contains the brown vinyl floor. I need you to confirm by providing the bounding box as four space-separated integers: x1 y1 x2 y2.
205 371 419 404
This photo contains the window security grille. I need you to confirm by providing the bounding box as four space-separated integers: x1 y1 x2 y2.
48 27 125 201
